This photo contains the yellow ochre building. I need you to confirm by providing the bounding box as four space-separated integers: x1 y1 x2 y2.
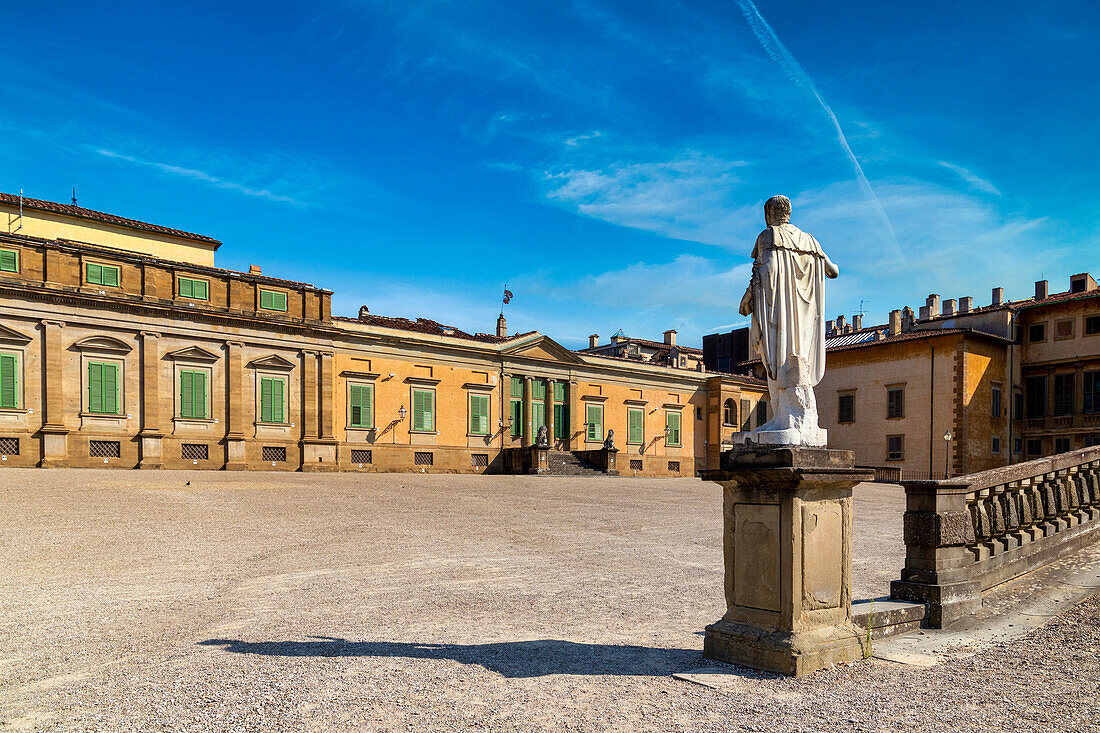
0 192 768 474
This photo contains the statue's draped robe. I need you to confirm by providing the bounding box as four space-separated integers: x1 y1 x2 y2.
749 223 827 388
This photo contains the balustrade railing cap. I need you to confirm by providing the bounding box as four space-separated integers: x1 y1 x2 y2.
910 445 1100 494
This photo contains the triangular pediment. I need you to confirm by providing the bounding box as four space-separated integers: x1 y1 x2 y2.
247 353 296 371
166 345 220 363
0 324 32 344
72 335 133 354
501 335 584 364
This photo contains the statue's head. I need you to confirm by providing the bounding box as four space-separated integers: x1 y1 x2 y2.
764 195 792 226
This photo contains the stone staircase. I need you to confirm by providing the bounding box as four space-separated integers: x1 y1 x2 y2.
546 451 606 476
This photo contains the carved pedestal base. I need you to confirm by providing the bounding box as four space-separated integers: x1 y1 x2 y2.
700 445 873 676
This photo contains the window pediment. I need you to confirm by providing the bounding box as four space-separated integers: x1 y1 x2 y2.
0 324 32 345
166 345 220 363
247 354 296 371
73 335 132 354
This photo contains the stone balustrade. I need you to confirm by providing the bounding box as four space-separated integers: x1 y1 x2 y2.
891 445 1100 626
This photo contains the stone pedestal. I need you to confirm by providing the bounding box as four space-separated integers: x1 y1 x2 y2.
529 446 550 474
700 445 873 676
138 432 165 469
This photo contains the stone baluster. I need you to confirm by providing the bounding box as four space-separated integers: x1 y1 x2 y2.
998 483 1021 550
968 494 991 561
986 487 1007 554
1024 477 1045 541
1016 477 1038 543
1039 474 1059 534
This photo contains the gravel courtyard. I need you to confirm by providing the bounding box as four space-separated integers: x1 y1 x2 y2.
1 470 1096 732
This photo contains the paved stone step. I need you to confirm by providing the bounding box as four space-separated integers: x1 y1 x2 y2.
852 598 928 640
546 451 605 476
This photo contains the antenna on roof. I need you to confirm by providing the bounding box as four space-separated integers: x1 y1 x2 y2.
71 187 77 207
858 299 866 316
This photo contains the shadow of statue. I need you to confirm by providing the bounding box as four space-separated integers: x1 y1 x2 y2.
197 636 740 678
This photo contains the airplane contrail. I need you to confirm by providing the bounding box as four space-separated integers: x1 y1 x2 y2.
735 0 905 262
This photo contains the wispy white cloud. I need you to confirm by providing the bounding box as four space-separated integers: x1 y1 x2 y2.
938 161 1001 196
95 148 303 205
542 151 756 247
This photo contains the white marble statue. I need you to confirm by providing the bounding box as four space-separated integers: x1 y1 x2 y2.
737 195 839 447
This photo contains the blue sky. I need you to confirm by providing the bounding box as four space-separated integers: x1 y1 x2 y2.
2 1 1098 347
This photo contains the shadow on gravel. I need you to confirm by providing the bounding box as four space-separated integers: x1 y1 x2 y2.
198 636 743 678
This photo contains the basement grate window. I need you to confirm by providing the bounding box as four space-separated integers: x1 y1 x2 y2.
262 446 287 463
351 449 372 465
181 443 208 461
89 440 121 459
629 459 643 472
667 461 680 473
0 437 18 455
414 451 434 467
471 453 488 468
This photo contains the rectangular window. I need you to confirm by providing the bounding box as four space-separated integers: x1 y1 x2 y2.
349 383 374 428
1014 438 1022 454
412 388 435 431
262 446 287 462
87 361 120 414
754 400 767 427
1086 316 1100 335
992 436 1001 454
1053 373 1075 416
1028 323 1046 342
178 276 209 300
259 376 286 423
666 411 682 447
553 382 568 440
0 437 19 455
887 387 905 419
837 393 854 424
0 248 18 273
86 262 120 287
531 379 547 401
1085 371 1100 414
1026 438 1042 456
1014 391 1024 420
89 440 121 458
181 443 209 461
259 289 288 312
585 403 603 442
179 369 208 419
627 407 644 444
1026 376 1047 418
469 393 490 435
0 352 19 409
532 401 546 434
351 449 372 464
1054 437 1071 454
553 381 567 402
740 399 752 431
510 376 524 437
887 435 904 461
991 384 1002 419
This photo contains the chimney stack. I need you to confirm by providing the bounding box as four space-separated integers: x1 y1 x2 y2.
588 334 599 349
358 305 369 319
959 296 973 313
836 315 847 331
1035 280 1048 300
496 314 507 338
853 314 863 330
826 319 836 336
249 264 262 275
943 299 957 317
888 310 902 336
902 307 915 332
926 294 941 318
992 287 1004 306
919 305 930 320
663 329 677 346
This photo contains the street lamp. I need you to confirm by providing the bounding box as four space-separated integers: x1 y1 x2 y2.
398 405 407 421
943 429 952 478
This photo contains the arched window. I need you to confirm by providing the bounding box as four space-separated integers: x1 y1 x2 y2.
723 398 736 426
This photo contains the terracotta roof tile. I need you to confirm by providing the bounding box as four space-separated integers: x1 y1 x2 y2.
0 192 220 246
333 313 532 344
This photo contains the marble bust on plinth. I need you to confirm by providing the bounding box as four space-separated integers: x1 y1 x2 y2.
737 195 839 447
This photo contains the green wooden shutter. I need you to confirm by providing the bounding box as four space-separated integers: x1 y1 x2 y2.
103 266 120 287
470 394 489 434
0 354 17 408
553 381 566 402
179 278 193 298
260 290 272 309
193 372 206 419
274 292 287 311
628 408 644 444
195 279 208 299
0 249 17 272
532 402 546 432
87 262 102 285
101 363 118 414
349 384 373 427
667 412 681 446
260 377 273 422
587 404 602 441
531 379 546 400
510 399 522 436
180 370 193 417
272 379 284 422
412 389 434 431
511 376 524 397
553 404 567 439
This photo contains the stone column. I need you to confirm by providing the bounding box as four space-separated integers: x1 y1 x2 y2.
224 340 247 471
301 350 337 472
701 446 873 676
138 331 164 469
39 319 69 467
889 479 981 627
